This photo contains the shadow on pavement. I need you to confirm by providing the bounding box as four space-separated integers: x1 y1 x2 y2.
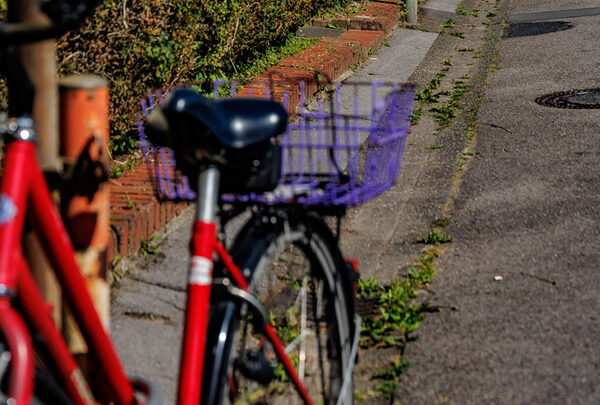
504 21 574 38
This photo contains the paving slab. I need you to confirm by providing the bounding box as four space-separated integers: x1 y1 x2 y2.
422 0 462 21
347 28 438 84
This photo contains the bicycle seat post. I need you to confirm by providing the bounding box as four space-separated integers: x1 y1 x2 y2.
196 165 220 224
177 163 220 405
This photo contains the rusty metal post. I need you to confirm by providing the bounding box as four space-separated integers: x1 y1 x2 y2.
59 75 111 359
8 0 63 326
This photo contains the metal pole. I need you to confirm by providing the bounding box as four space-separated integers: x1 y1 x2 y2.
406 0 418 24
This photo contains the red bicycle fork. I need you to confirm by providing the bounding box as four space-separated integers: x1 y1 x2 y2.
0 139 137 404
177 165 314 405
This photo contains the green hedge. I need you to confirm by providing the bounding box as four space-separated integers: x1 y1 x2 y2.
56 0 348 154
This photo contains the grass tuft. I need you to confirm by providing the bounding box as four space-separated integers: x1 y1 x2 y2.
359 249 441 398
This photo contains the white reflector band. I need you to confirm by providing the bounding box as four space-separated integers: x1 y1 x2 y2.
189 256 213 285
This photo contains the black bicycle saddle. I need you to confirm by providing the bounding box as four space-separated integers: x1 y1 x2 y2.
156 88 287 149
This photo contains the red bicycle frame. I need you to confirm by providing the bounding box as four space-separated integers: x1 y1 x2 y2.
176 166 315 405
0 137 138 404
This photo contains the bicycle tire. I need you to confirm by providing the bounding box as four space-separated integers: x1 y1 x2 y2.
202 208 355 405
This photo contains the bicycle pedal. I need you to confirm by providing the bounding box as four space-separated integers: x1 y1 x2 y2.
235 350 275 386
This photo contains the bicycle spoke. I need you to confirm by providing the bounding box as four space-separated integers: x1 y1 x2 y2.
299 276 308 381
285 329 313 354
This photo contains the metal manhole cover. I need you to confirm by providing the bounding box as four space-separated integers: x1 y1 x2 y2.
536 88 600 109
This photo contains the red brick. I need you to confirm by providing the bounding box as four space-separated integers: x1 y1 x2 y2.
131 214 142 253
166 201 174 221
340 30 384 59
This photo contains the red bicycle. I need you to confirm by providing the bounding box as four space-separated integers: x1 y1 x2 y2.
0 1 159 404
141 79 415 404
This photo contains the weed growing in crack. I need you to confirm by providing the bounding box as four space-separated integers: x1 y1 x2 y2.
358 257 438 349
412 72 447 124
140 235 162 256
122 196 136 210
431 217 450 228
457 4 479 16
359 249 441 398
440 18 455 28
111 157 139 178
415 88 439 103
110 255 124 282
410 107 422 125
372 356 411 399
429 72 445 89
430 105 457 128
452 84 469 101
457 4 469 15
417 229 452 244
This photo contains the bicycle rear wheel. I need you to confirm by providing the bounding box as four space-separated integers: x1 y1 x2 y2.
202 209 355 405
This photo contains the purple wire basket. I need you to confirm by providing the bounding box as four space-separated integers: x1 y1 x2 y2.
137 81 415 207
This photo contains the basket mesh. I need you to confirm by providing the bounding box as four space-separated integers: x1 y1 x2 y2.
137 81 415 207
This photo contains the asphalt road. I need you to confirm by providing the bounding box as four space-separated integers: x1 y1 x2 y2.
396 0 600 403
